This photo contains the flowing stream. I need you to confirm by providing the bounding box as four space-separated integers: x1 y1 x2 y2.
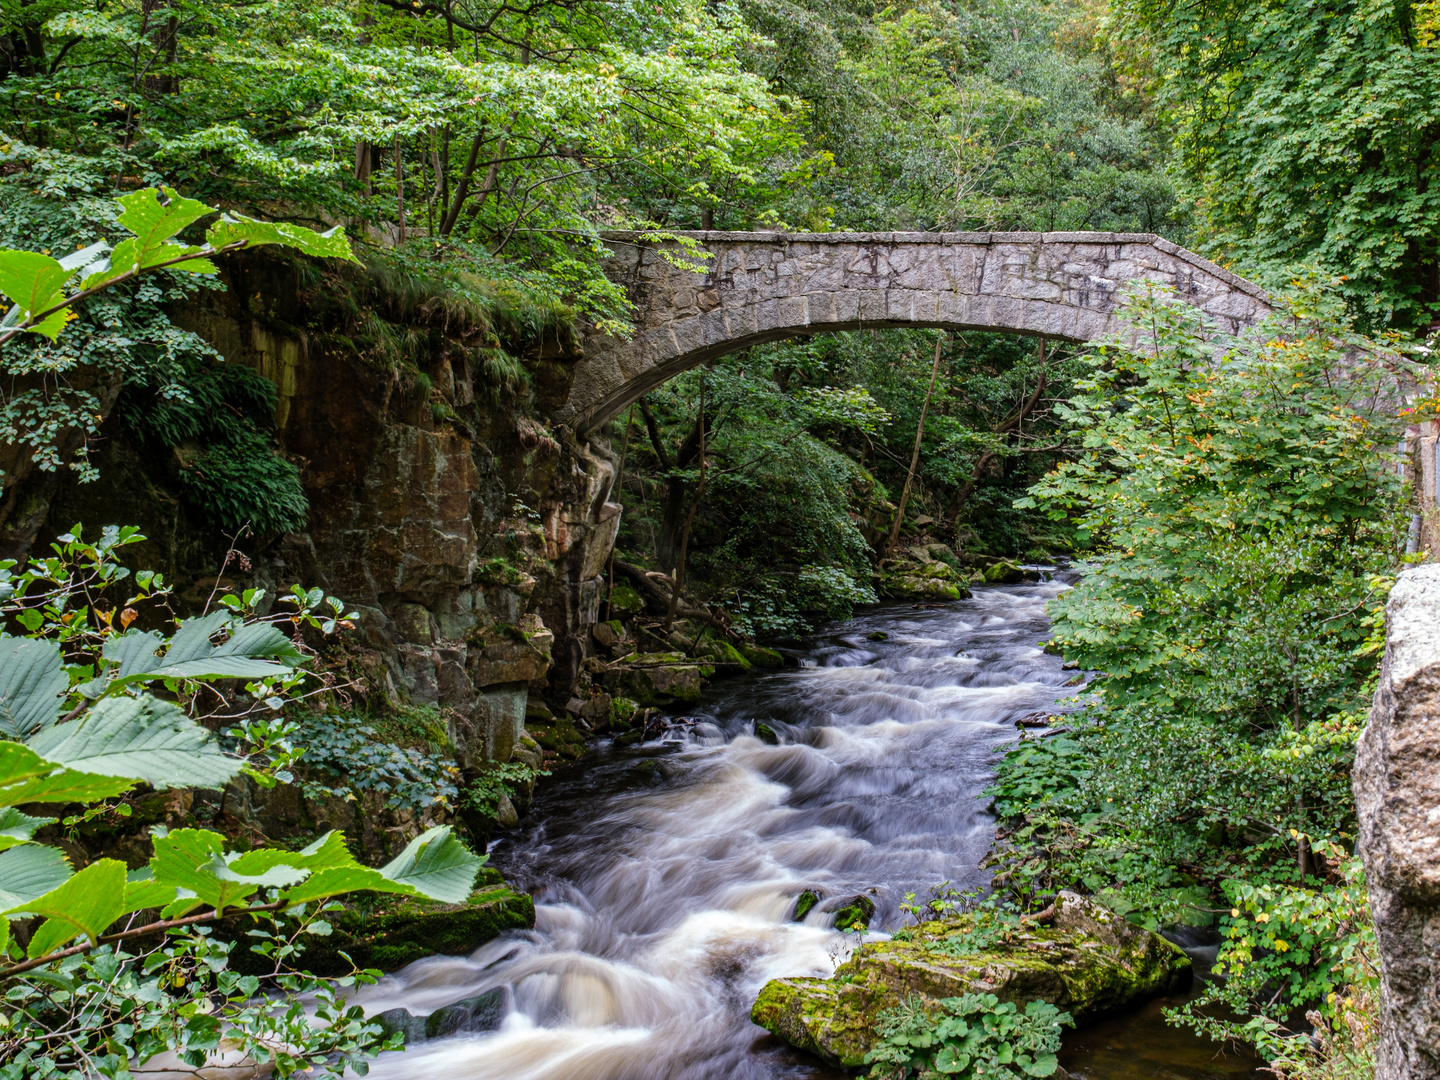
357 580 1262 1080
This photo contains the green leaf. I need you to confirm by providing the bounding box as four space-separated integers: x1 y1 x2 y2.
0 806 53 852
1021 1054 1059 1076
0 843 72 911
121 877 179 915
0 740 132 806
27 695 239 789
77 187 220 285
149 829 255 916
0 249 70 335
212 623 302 664
162 610 230 664
148 656 293 682
16 858 128 958
206 215 356 262
77 629 164 697
278 864 399 907
935 1046 972 1074
379 825 484 903
0 634 68 738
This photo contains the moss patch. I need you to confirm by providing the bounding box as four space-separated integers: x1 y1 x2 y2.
750 891 1191 1067
293 878 536 976
739 643 785 669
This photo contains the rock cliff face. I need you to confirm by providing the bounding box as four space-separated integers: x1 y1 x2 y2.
1355 563 1440 1080
21 250 624 772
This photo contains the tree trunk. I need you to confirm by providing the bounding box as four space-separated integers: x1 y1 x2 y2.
667 376 707 630
887 335 944 553
394 136 406 242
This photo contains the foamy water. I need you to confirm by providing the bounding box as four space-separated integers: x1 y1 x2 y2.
356 580 1081 1079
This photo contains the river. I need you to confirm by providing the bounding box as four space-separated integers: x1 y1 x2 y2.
355 580 1263 1080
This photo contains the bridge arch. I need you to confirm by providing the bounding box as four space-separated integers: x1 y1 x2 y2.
556 230 1270 435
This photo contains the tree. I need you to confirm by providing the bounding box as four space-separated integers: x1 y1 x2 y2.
1113 0 1440 330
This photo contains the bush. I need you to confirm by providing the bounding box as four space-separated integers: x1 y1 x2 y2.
864 993 1071 1080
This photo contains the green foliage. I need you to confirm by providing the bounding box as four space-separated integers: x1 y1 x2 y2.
0 929 393 1080
0 523 490 1073
987 281 1406 1057
460 761 549 821
297 711 461 814
118 358 307 536
864 992 1072 1080
0 185 354 482
1114 0 1440 329
1169 848 1377 1071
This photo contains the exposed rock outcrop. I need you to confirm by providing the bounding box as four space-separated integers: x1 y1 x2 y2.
1355 563 1440 1080
751 892 1191 1068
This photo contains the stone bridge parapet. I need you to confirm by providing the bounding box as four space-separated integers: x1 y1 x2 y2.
557 230 1270 434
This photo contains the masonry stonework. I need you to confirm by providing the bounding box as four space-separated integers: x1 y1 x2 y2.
559 230 1272 434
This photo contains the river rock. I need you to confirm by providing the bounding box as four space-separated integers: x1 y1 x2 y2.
876 554 971 602
292 874 535 976
1355 563 1440 1080
602 656 709 705
374 986 510 1045
739 643 785 668
751 891 1191 1067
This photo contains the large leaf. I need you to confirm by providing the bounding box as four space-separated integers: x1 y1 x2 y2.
76 629 164 698
0 806 53 852
150 829 256 916
121 871 180 915
280 827 483 907
27 694 239 789
82 188 218 286
278 864 402 908
0 843 72 911
226 831 351 879
0 740 131 807
14 858 128 958
206 215 356 261
0 249 70 338
212 623 302 664
0 634 68 738
103 629 166 677
161 610 230 665
380 826 484 904
149 656 293 682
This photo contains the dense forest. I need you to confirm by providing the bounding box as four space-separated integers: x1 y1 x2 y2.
1 0 1439 1078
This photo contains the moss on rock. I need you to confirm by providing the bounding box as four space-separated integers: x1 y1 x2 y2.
739 643 785 669
750 891 1191 1067
297 878 536 975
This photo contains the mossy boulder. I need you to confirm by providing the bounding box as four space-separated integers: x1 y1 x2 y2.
739 643 785 669
373 986 508 1044
696 636 751 668
982 560 1041 584
833 894 876 931
247 873 535 977
608 584 644 618
876 554 971 602
602 660 706 706
751 892 1191 1068
527 711 587 758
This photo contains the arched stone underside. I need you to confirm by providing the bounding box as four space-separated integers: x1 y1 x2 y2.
558 230 1270 435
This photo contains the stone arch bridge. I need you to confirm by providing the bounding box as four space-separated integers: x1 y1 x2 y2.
556 230 1270 435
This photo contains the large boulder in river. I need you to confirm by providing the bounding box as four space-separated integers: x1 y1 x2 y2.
751 892 1190 1067
876 551 971 602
